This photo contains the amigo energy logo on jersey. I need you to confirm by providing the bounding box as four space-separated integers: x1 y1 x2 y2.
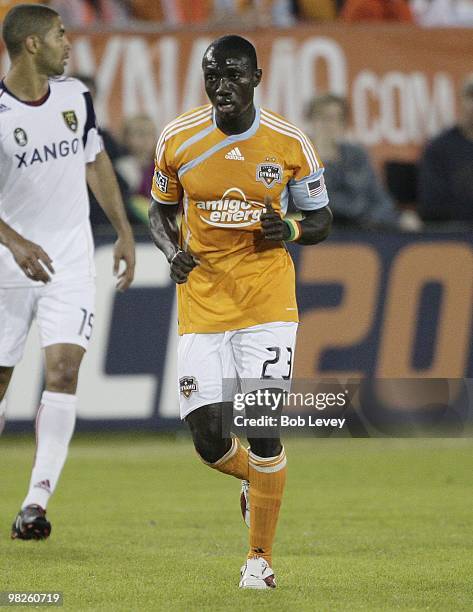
196 187 266 229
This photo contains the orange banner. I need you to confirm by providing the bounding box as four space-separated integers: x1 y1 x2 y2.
2 25 471 165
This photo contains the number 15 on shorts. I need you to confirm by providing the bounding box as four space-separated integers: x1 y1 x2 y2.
78 308 94 340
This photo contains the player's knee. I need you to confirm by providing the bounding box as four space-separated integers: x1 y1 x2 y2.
186 404 231 464
45 360 80 393
248 437 282 458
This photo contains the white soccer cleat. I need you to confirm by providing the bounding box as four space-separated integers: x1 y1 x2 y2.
240 479 250 528
239 557 276 589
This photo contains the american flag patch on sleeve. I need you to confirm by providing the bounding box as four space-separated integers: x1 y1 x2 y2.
307 176 325 198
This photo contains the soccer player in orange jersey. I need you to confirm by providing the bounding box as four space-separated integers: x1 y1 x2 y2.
149 35 332 588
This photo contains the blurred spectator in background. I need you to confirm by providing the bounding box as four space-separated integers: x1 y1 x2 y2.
411 0 473 27
72 74 133 229
115 115 157 225
131 0 211 25
73 74 125 162
306 94 421 230
341 0 414 21
130 0 295 27
49 0 129 27
213 0 295 27
0 0 43 21
418 75 473 226
295 0 337 21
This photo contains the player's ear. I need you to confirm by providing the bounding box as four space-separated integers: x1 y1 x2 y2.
253 68 262 88
24 34 41 55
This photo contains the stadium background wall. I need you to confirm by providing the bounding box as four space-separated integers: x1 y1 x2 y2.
1 26 471 168
6 232 473 431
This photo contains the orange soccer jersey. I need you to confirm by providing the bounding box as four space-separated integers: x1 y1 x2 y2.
151 105 328 335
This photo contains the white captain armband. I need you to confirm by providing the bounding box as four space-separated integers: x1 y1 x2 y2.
289 168 329 211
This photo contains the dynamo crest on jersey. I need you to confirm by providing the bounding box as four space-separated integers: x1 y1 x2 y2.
14 127 27 146
256 160 283 189
62 110 78 132
180 376 198 398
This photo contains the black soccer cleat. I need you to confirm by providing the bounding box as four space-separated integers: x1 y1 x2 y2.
11 504 51 540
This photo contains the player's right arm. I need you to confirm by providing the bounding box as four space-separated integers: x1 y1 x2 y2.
148 135 198 284
0 218 54 283
149 202 198 284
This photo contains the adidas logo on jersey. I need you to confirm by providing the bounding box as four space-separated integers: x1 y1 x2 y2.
225 147 244 161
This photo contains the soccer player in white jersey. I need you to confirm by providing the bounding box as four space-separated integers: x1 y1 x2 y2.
0 4 135 540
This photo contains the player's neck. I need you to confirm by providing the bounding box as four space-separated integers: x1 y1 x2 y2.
215 105 256 136
4 63 50 102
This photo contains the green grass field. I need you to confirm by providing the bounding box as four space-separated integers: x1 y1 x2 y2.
1 434 472 611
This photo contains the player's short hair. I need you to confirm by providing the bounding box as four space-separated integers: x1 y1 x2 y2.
305 94 350 122
2 4 59 58
204 35 258 71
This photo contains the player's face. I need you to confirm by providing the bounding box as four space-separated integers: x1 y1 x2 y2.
36 18 71 77
202 48 261 119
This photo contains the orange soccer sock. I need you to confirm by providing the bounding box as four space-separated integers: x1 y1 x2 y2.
247 446 287 567
203 436 249 480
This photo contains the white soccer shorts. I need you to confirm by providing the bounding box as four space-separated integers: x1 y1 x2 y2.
0 278 95 366
177 321 298 419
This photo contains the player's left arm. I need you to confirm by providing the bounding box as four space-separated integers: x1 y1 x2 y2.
261 197 332 245
261 134 333 245
291 205 333 245
86 151 136 291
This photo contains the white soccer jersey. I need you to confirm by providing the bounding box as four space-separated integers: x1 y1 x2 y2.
0 77 103 287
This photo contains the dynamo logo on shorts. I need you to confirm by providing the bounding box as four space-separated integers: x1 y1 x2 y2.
196 188 266 229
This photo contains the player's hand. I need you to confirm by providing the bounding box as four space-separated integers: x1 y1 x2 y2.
260 196 290 241
113 234 135 292
8 235 55 283
169 249 199 284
